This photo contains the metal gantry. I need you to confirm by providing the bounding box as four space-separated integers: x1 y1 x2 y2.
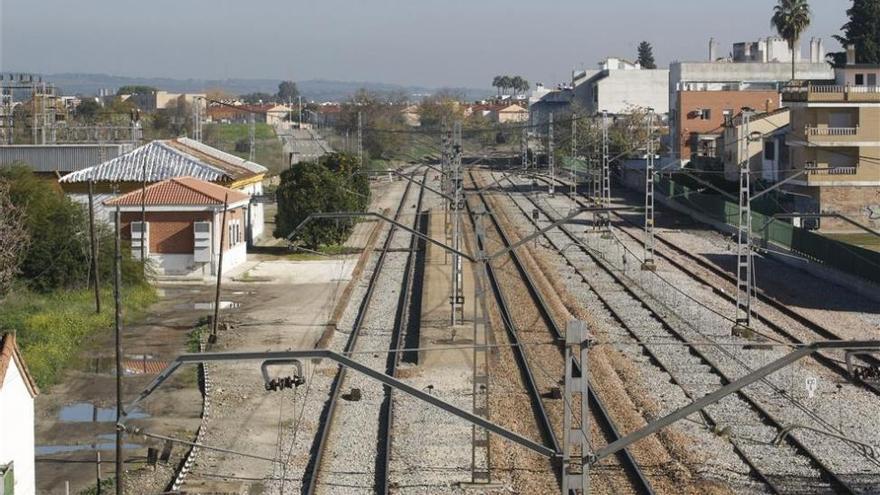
192 97 203 142
563 320 591 495
357 111 364 168
642 108 656 271
601 110 611 209
248 112 256 162
470 205 492 484
734 109 754 334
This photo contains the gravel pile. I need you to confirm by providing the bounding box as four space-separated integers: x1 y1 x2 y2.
497 174 880 493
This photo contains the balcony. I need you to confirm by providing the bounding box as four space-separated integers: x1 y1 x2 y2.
783 84 880 103
805 126 858 136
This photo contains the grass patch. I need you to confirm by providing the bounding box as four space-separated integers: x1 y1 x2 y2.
203 123 286 175
0 284 158 389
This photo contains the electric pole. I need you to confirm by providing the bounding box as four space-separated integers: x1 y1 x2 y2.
357 111 363 168
570 112 577 195
734 109 755 334
643 108 656 271
113 198 124 495
548 113 555 196
248 112 256 162
450 121 463 326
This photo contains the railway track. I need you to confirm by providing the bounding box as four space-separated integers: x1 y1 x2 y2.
377 170 428 494
536 173 880 398
465 171 655 494
304 170 426 494
495 170 880 494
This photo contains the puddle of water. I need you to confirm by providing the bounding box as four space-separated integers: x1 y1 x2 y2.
36 442 141 456
185 301 240 310
58 403 149 423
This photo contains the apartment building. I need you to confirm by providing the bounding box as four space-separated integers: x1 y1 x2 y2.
670 37 834 165
572 57 669 115
782 46 880 232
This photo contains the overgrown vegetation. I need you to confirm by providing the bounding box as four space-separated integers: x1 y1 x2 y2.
274 152 370 248
0 285 157 388
0 166 154 387
830 0 880 66
202 122 286 174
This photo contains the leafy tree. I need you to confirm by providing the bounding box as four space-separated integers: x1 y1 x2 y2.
0 166 146 292
116 85 156 96
276 81 299 103
637 41 657 69
274 153 370 247
418 89 466 129
510 76 525 95
772 0 812 80
0 179 28 299
335 89 407 160
206 88 234 101
830 0 880 66
74 99 101 122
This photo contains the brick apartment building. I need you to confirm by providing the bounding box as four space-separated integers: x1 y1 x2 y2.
105 177 250 277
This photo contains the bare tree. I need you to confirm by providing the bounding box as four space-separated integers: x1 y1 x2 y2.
0 180 29 298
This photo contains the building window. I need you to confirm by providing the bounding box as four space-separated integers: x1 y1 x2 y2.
696 108 711 120
855 74 865 86
763 141 775 161
869 74 878 86
228 220 242 247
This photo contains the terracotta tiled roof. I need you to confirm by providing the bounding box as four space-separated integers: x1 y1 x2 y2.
104 176 250 207
0 333 39 398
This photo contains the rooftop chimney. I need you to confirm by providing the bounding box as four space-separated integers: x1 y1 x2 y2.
709 38 718 61
846 45 856 65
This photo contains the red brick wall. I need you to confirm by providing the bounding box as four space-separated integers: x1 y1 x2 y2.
121 211 211 254
120 206 247 255
676 90 780 159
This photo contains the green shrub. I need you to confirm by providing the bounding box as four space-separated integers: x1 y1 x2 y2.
0 165 148 292
274 153 370 248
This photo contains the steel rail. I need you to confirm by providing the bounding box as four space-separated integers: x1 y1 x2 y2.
547 173 880 397
503 172 858 494
467 171 655 495
303 173 418 494
377 170 427 493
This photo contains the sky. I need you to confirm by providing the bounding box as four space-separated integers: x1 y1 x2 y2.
0 0 852 90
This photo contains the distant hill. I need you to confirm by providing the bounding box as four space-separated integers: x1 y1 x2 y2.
33 73 492 102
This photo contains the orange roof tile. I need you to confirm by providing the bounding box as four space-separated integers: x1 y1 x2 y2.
105 176 250 207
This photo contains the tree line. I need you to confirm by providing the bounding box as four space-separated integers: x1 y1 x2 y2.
491 75 529 96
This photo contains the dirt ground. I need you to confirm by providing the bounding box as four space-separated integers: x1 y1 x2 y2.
34 284 210 494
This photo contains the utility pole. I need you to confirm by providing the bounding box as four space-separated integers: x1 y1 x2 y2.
521 125 528 170
450 121 463 326
211 194 230 341
113 199 124 495
248 112 256 162
734 109 755 335
88 180 101 313
357 111 363 168
548 112 555 196
601 110 610 208
570 113 577 195
192 98 202 142
140 150 147 268
591 120 600 203
298 95 303 126
563 320 590 495
642 108 656 271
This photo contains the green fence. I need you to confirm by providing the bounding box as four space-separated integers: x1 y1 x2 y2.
656 176 880 285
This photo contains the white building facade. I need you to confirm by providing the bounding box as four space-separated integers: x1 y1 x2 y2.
0 334 38 495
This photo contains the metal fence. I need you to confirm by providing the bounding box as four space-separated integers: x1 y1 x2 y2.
657 176 880 285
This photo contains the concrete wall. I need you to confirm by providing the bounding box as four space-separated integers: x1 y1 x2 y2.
819 185 880 232
0 361 36 495
573 70 669 115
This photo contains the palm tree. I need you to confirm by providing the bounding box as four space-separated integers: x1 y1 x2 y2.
771 0 812 81
492 75 502 97
498 76 512 96
510 76 524 96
